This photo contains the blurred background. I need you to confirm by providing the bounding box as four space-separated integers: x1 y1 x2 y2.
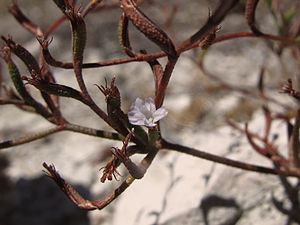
0 0 300 225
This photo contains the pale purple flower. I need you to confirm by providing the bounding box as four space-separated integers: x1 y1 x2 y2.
128 97 168 127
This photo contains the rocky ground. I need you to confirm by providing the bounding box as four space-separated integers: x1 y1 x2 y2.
0 0 300 225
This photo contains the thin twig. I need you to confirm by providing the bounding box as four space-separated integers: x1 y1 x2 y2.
162 139 300 178
177 0 239 53
43 146 159 210
291 109 300 168
0 126 64 149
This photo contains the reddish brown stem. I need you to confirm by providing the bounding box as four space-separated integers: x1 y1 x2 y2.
162 139 300 178
155 56 178 108
213 32 296 46
44 15 67 38
245 0 263 35
43 146 158 210
9 0 43 37
177 0 239 53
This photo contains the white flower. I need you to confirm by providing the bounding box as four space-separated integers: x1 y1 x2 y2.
128 97 168 127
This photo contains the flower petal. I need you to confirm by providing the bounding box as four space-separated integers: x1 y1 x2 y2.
144 97 156 113
128 110 146 125
130 97 143 111
152 107 168 122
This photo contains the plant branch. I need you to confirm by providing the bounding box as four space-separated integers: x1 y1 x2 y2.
291 109 300 168
43 145 159 210
0 126 64 149
177 0 239 53
162 139 300 178
0 122 125 150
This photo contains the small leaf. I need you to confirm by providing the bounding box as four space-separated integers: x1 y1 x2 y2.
25 77 84 101
1 47 52 119
284 9 296 23
118 13 135 57
120 0 177 57
2 48 34 104
148 130 160 147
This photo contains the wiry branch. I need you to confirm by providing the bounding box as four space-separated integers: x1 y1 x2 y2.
177 0 239 53
0 122 123 150
43 133 159 210
162 139 300 178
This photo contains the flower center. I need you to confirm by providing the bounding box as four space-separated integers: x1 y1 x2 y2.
147 116 154 123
